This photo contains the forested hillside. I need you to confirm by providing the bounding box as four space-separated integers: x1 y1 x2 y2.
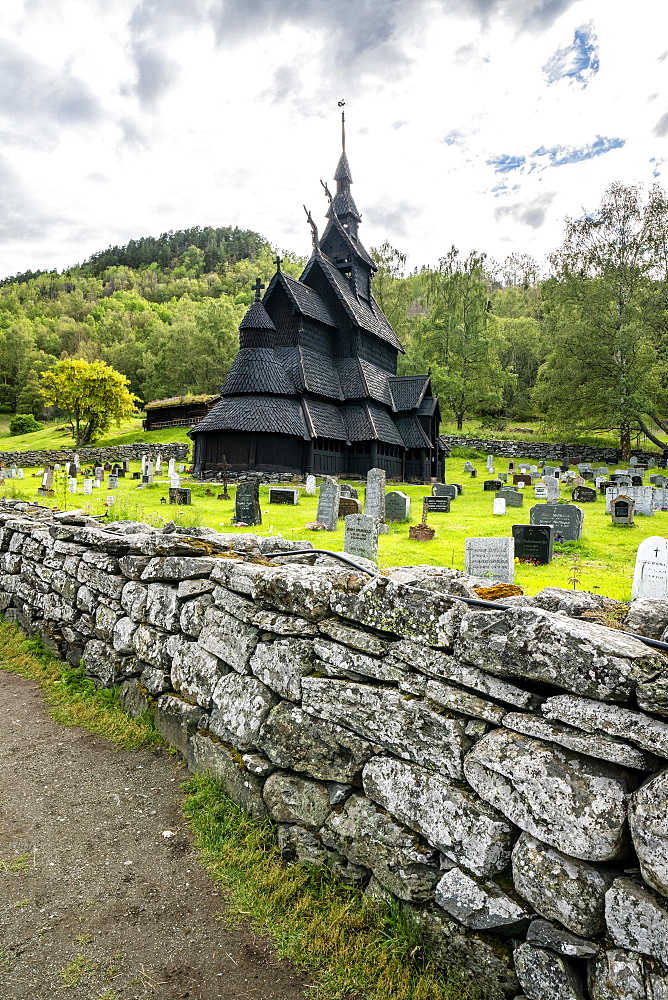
2 182 668 455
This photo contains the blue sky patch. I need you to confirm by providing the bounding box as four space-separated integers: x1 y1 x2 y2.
543 23 600 87
532 135 624 166
486 153 526 173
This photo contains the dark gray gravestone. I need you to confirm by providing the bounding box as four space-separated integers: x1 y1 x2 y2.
107 475 119 490
316 478 340 531
385 491 411 521
433 484 457 500
344 513 379 563
512 524 554 564
340 484 359 499
268 487 300 505
572 486 596 503
235 481 261 525
530 502 584 541
632 476 644 487
495 487 523 508
338 496 362 519
483 480 503 491
513 474 532 487
169 487 192 506
132 471 141 480
423 496 451 514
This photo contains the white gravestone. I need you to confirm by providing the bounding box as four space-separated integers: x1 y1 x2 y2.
178 464 185 473
83 479 93 495
632 537 668 599
464 537 515 583
155 454 162 474
605 486 654 516
305 474 317 496
16 469 24 480
486 455 495 472
652 488 668 512
93 479 101 489
141 455 148 475
365 468 386 521
344 513 379 563
543 476 560 501
108 475 118 489
168 458 176 477
68 478 77 493
534 484 548 499
170 475 181 489
493 498 506 515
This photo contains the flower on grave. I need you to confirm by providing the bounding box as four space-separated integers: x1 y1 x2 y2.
235 522 249 527
305 521 327 531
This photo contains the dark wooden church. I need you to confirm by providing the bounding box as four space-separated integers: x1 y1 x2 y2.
190 122 443 480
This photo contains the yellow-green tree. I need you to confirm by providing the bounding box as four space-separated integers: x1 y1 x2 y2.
41 359 140 446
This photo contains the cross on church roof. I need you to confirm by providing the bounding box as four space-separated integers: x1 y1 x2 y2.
274 254 283 272
252 277 265 301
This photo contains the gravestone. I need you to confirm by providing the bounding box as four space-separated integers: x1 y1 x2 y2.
54 464 61 472
93 479 101 488
344 514 379 563
483 479 502 491
652 488 668 512
141 455 148 475
530 502 584 541
338 496 362 518
38 469 54 496
170 475 181 489
486 455 494 472
305 474 317 495
142 474 153 485
268 487 300 505
632 475 644 487
365 468 386 521
453 484 463 494
493 498 506 515
83 479 93 495
168 458 176 477
508 461 515 473
496 487 523 508
497 473 508 483
340 484 359 499
16 469 23 480
155 454 162 474
169 487 192 506
632 536 668 599
464 461 475 473
68 478 77 494
94 466 104 481
122 460 130 473
470 469 478 478
235 481 262 526
316 478 340 531
543 476 560 501
68 462 77 478
465 537 514 583
534 483 548 500
178 464 185 473
108 475 119 490
423 496 450 515
649 475 667 487
572 486 596 503
630 456 638 467
385 491 410 522
605 485 653 516
512 524 554 564
611 496 634 525
132 472 140 480
433 484 457 500
573 476 585 487
513 474 532 487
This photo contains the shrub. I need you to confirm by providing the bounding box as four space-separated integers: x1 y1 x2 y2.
9 413 43 435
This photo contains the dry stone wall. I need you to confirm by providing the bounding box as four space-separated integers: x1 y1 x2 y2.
0 442 188 468
2 498 668 1000
441 434 660 465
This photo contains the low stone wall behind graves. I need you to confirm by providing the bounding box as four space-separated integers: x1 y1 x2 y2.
2 499 668 999
0 442 189 468
441 434 659 464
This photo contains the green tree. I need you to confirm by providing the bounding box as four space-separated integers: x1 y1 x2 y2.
40 359 140 446
536 182 668 456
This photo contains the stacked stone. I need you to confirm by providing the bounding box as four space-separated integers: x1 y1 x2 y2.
1 500 668 1000
440 434 655 465
0 442 188 468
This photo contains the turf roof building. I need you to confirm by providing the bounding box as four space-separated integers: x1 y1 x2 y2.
190 120 443 481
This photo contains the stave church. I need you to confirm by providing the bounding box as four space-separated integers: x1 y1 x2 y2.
190 115 443 481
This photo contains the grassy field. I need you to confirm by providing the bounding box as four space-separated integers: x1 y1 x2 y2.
2 451 663 601
0 415 192 451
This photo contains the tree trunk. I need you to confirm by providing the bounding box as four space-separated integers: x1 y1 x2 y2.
620 422 631 460
638 416 667 451
456 413 464 430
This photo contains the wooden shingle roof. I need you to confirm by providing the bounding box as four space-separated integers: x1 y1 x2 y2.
221 348 295 396
191 395 308 439
389 375 431 411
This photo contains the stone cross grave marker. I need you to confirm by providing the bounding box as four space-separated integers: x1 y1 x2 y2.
316 478 340 531
611 495 634 525
530 502 584 541
493 498 506 515
385 491 411 522
344 513 379 563
305 474 317 495
235 481 262 526
512 523 554 564
169 487 192 506
338 496 362 519
268 487 300 505
632 536 668 599
465 536 514 582
365 468 386 521
496 487 523 508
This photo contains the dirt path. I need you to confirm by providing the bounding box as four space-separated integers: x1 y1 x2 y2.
0 671 311 1000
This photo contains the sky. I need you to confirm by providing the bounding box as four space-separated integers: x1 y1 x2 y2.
0 0 666 280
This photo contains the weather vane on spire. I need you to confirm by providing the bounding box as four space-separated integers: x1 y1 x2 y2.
338 98 345 152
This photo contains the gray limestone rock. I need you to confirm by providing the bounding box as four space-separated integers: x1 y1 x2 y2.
424 678 507 725
154 694 206 756
249 638 315 701
542 695 668 757
76 584 97 614
434 867 531 933
186 732 267 818
277 824 329 866
117 555 152 579
526 919 598 957
313 638 407 684
625 599 668 640
464 729 635 861
209 559 269 595
629 769 668 898
262 771 331 827
212 585 257 622
606 878 668 964
112 616 136 655
259 701 382 782
321 791 440 901
317 619 390 655
140 555 217 581
532 587 620 617
301 677 469 778
176 578 216 599
82 639 120 686
118 678 151 719
199 605 259 672
140 664 171 695
588 948 668 1000
636 673 668 718
457 606 665 702
179 593 213 638
250 610 317 636
252 565 365 622
513 943 585 1000
132 623 172 670
120 580 148 622
169 636 228 706
512 835 614 938
143 582 181 630
76 562 125 600
363 756 516 877
503 712 661 771
94 603 121 641
209 673 278 751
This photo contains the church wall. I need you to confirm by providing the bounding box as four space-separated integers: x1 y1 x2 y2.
266 284 300 347
296 318 335 356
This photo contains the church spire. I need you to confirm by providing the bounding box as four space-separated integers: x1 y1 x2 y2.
327 100 362 236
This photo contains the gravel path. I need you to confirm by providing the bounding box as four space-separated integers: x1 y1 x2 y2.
0 670 311 1000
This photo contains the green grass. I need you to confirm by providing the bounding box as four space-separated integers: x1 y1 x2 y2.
183 774 482 1000
3 455 664 600
0 414 191 451
439 417 666 452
